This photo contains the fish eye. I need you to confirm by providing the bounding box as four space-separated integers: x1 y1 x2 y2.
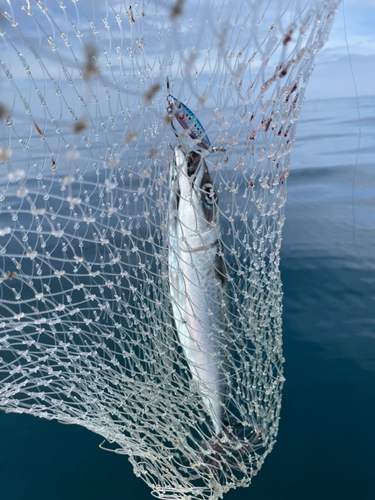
175 101 182 109
201 182 216 205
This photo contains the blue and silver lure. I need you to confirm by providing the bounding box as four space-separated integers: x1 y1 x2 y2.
167 95 211 150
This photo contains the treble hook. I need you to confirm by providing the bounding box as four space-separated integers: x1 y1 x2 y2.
211 146 227 153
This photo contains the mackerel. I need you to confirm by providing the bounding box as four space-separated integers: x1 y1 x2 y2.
168 146 228 437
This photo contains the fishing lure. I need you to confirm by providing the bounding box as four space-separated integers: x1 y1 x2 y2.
167 95 211 150
166 77 210 149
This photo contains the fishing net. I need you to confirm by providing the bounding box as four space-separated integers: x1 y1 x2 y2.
0 1 339 499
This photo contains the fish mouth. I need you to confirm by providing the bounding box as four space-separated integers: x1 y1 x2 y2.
187 151 202 178
172 147 209 204
172 145 206 182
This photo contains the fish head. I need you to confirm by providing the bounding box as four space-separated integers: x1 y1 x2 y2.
172 147 220 244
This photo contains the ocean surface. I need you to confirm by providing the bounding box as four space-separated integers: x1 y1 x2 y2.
0 95 374 500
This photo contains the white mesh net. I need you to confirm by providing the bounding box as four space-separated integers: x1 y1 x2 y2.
0 1 339 499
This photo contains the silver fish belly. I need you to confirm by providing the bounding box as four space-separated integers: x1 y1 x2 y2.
168 146 227 437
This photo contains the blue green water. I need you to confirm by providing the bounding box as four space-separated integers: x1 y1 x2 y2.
0 96 374 499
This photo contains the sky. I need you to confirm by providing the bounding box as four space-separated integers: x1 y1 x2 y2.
306 0 375 100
